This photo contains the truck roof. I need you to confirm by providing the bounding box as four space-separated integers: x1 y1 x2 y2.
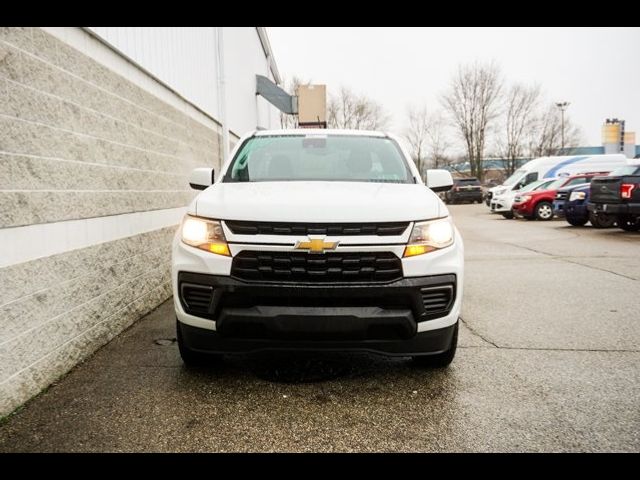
519 154 627 171
253 129 388 137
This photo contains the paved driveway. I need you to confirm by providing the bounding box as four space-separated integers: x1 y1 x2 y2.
1 205 638 452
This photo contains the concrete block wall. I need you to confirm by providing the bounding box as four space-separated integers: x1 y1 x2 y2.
0 27 222 416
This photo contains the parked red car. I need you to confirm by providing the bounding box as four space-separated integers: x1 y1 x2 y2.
512 173 609 220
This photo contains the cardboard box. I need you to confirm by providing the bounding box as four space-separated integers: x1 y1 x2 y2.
297 84 326 126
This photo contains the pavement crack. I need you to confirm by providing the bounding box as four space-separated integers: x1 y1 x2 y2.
559 258 637 281
504 242 557 258
459 317 499 348
460 345 640 353
505 242 637 281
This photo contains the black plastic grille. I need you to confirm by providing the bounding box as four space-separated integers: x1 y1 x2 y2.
231 251 403 283
420 285 454 316
225 221 409 236
180 283 214 315
556 192 568 200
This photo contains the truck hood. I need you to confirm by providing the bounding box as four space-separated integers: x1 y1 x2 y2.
193 181 444 222
490 185 512 196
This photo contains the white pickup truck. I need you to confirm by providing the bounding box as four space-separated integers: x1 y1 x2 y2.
172 129 464 367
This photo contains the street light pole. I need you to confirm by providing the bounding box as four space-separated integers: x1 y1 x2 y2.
555 101 570 152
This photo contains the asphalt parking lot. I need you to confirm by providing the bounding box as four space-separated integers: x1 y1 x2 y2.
1 204 638 452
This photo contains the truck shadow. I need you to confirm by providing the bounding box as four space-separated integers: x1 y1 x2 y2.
185 351 438 384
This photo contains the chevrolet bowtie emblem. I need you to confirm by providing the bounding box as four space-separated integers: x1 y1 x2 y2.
295 237 339 254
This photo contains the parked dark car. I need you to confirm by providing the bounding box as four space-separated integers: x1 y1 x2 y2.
554 171 612 218
588 163 640 232
563 183 616 228
554 184 584 218
444 178 483 204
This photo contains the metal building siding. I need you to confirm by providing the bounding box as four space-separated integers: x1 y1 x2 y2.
88 27 280 136
89 27 220 120
89 27 280 135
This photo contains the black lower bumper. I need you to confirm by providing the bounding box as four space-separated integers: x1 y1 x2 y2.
587 202 640 216
448 193 483 202
177 272 457 354
178 320 458 357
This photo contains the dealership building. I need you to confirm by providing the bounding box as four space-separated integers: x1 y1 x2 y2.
0 27 282 416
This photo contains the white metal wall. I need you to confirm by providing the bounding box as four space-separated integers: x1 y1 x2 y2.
88 27 281 136
222 27 281 133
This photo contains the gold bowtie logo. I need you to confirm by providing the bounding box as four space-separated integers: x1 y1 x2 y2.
295 237 339 254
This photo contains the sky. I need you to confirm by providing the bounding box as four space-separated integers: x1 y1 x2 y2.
267 27 640 151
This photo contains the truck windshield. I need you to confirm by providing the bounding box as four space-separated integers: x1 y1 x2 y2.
521 180 551 192
545 178 567 190
609 165 640 176
503 169 526 186
223 135 415 184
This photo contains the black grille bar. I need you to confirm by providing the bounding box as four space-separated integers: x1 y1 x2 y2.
231 251 403 284
225 221 409 237
420 285 455 316
180 283 214 315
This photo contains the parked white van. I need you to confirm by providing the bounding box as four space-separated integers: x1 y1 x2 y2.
486 154 629 206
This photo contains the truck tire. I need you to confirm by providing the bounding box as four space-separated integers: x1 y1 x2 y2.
534 201 554 221
501 212 514 219
566 214 588 226
618 216 640 232
589 212 616 229
412 321 458 368
177 320 223 367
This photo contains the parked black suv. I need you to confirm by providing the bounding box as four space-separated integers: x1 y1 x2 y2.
444 178 483 204
588 163 640 232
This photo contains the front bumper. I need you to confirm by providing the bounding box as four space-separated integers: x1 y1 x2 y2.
553 200 566 217
512 202 534 217
177 272 457 346
565 202 588 222
490 197 512 213
178 320 457 357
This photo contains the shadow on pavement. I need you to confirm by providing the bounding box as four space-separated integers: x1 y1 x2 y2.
178 351 426 384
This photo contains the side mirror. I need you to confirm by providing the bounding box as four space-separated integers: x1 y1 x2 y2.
189 168 215 190
425 169 454 192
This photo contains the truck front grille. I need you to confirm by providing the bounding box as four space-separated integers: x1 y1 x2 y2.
225 221 409 236
231 251 403 283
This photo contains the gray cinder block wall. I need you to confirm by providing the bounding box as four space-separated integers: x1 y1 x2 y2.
0 27 222 416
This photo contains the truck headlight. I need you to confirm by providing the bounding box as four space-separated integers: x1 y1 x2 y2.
403 218 454 257
569 191 586 202
181 215 230 256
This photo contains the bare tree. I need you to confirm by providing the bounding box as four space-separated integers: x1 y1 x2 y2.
528 103 582 157
279 76 310 129
497 83 541 175
441 61 503 181
426 111 452 169
403 105 429 177
327 86 390 130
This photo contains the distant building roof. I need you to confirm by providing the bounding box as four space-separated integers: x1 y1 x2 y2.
556 146 605 155
448 146 640 172
558 145 640 156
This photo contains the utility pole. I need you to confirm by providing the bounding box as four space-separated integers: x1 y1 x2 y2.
555 101 570 152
